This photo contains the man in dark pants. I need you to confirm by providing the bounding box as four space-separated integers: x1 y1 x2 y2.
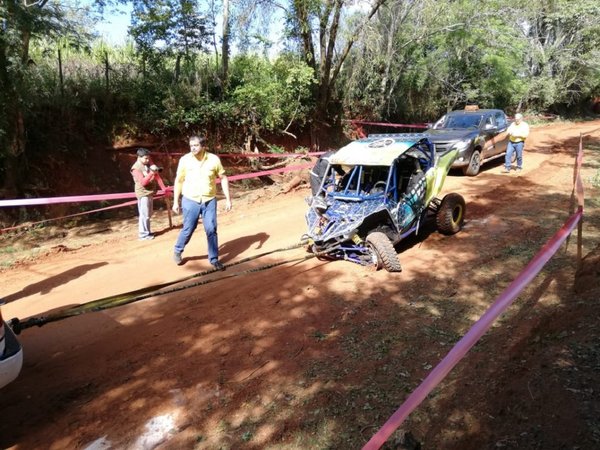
172 136 232 269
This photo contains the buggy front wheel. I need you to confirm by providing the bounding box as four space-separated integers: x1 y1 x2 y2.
436 193 466 235
366 232 402 272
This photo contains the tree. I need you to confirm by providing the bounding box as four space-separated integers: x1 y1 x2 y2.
129 0 211 82
0 0 76 195
284 0 386 145
513 0 600 111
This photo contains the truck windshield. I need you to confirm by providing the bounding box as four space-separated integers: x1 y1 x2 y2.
435 114 482 129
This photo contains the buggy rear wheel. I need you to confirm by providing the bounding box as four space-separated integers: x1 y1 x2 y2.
366 232 402 272
436 193 466 235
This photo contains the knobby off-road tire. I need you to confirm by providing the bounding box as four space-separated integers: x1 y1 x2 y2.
436 193 466 235
366 231 402 272
463 150 481 176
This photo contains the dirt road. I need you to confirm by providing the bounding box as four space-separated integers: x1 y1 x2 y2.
1 120 600 449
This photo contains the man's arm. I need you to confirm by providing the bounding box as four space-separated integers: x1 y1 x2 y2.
131 169 155 186
172 162 185 213
220 175 232 211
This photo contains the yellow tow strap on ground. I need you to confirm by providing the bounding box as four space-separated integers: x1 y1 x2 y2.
10 242 312 334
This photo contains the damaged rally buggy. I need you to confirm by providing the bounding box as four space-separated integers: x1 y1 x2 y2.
304 134 465 272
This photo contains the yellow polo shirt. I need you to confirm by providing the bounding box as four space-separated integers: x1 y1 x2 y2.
175 151 225 203
507 121 530 143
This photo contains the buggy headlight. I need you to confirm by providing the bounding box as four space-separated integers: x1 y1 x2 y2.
452 139 471 151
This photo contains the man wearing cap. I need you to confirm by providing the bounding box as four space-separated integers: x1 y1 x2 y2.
503 113 530 173
172 135 232 269
131 148 160 240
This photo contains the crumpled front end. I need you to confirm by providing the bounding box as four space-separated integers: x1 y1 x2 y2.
304 197 394 265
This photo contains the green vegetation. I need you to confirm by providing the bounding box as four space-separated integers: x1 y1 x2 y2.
1 0 599 197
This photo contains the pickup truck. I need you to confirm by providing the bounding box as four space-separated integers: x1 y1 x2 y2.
425 108 510 176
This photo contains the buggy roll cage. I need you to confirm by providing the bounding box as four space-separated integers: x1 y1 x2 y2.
316 137 435 204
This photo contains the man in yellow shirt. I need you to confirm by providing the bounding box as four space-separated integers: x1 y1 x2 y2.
172 135 232 268
503 113 530 173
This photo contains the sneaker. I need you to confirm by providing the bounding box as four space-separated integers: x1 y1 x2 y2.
173 252 183 265
138 234 155 241
516 167 522 172
501 168 511 173
211 261 226 271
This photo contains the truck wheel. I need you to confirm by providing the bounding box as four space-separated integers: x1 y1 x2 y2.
463 150 481 176
366 232 402 272
436 193 465 235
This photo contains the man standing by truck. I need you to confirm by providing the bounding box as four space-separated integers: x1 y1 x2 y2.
503 113 530 173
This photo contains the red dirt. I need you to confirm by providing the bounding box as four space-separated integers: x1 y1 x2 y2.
1 120 600 449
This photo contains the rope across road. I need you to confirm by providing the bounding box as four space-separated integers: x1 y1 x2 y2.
9 241 313 334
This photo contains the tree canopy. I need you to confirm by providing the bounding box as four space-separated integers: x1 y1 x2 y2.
1 0 599 195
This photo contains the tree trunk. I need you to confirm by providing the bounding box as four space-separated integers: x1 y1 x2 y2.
313 0 386 126
104 50 110 93
293 0 316 71
221 0 230 86
58 48 64 97
174 54 181 83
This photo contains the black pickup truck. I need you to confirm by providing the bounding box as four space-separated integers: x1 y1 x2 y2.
425 108 510 176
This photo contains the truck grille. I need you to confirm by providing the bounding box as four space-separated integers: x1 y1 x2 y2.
432 142 454 152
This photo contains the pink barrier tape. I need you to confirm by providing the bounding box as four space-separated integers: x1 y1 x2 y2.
223 163 313 182
346 120 429 129
576 139 584 208
1 165 302 209
1 198 139 233
0 192 138 208
151 151 325 158
0 194 169 234
0 187 173 209
580 126 600 137
1 163 308 228
113 149 325 159
362 208 583 450
217 152 324 158
155 173 169 192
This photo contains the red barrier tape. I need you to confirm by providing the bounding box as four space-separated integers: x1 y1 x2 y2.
364 132 593 448
0 194 171 234
0 164 309 209
0 188 172 208
347 120 429 129
113 149 325 159
0 192 139 207
1 198 138 233
576 138 584 208
363 207 583 449
224 164 312 182
219 152 323 158
0 164 311 232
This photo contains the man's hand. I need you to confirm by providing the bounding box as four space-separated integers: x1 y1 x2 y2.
172 203 180 214
224 199 232 211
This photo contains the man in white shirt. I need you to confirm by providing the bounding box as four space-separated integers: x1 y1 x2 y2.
503 113 530 173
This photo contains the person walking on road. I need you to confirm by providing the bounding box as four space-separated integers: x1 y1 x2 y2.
172 135 232 269
503 113 530 173
131 148 160 240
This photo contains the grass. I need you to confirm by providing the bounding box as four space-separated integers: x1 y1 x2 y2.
0 245 17 255
590 169 600 189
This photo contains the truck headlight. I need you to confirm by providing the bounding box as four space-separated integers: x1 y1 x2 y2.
452 139 471 151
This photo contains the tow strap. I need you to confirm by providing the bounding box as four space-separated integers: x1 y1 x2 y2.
9 242 313 334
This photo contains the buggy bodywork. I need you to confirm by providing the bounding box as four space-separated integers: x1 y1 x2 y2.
304 134 465 271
